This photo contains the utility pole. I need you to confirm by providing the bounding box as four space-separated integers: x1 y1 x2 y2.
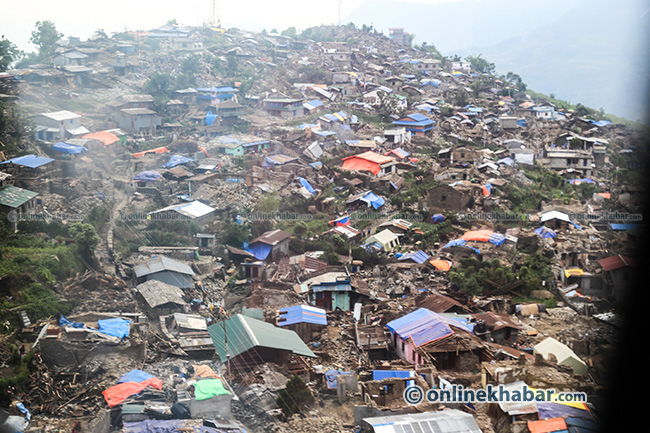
338 0 342 26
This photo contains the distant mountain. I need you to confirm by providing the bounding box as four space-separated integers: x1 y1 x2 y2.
344 0 650 122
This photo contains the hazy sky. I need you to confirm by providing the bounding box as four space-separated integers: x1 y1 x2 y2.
1 0 462 52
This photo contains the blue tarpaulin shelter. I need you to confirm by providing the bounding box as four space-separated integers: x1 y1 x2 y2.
535 226 557 238
361 192 385 209
53 142 88 154
133 171 162 182
162 155 194 168
205 110 217 126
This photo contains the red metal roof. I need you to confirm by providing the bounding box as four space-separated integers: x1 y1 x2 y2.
598 254 636 272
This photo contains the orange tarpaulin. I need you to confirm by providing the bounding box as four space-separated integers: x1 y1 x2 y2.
83 131 120 146
341 157 381 175
461 229 494 242
527 417 567 433
102 377 163 407
429 259 452 271
132 146 170 158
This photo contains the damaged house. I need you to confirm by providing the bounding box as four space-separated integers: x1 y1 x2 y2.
303 272 370 312
386 308 489 369
32 110 89 142
133 255 196 289
207 314 316 368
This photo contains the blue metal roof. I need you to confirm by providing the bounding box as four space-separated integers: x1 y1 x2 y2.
0 154 54 168
609 223 640 231
386 308 473 348
278 305 327 326
397 250 430 264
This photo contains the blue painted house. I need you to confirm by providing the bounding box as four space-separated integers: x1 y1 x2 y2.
392 113 435 136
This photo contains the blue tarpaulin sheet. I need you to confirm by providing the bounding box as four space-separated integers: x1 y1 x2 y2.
58 315 85 328
325 370 350 389
133 171 162 182
431 214 445 223
535 226 557 238
441 239 481 255
123 420 186 433
245 242 273 261
205 110 217 126
0 154 54 168
537 402 594 421
97 318 132 340
298 177 316 194
53 142 88 154
162 155 194 168
488 233 506 246
373 370 415 387
362 192 385 209
118 370 155 384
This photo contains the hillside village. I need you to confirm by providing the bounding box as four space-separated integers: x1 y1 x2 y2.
0 22 646 433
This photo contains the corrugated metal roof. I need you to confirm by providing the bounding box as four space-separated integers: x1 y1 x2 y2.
207 314 316 362
363 409 482 433
133 255 195 278
471 312 524 331
136 280 185 308
397 250 430 264
251 229 291 246
342 151 394 165
597 254 635 272
0 185 38 208
416 293 469 313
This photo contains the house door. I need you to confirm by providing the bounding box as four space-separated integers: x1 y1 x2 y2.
314 292 332 310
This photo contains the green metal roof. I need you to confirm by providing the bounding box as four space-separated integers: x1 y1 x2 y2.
208 314 315 362
0 185 38 208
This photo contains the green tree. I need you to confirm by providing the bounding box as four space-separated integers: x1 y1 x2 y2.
276 376 314 417
281 27 297 38
465 54 495 74
30 20 63 60
0 37 22 71
68 222 99 262
144 73 173 102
